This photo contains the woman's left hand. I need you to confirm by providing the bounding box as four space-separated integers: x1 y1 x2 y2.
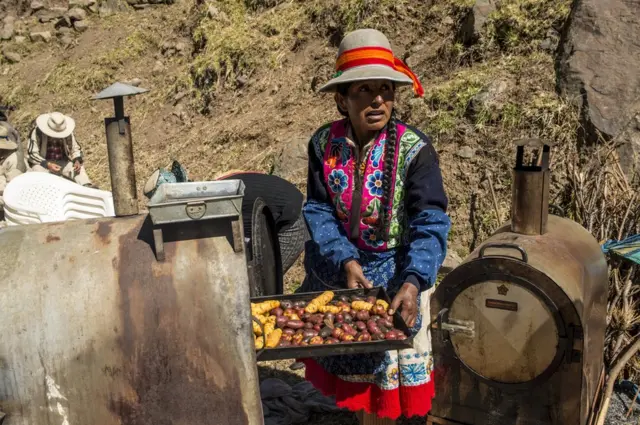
389 283 419 328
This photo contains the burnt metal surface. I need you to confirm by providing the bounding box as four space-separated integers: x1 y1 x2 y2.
251 288 414 361
431 215 608 425
104 117 138 216
0 214 263 425
510 141 550 235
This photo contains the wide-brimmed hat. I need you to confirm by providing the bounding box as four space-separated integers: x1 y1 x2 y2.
36 112 75 139
0 125 17 150
318 28 424 97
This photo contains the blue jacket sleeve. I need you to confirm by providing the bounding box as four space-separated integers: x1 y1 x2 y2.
400 141 451 292
303 134 360 269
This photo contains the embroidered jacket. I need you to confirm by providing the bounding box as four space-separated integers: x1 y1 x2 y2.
303 118 450 291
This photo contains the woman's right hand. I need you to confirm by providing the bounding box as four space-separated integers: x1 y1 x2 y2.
344 260 373 289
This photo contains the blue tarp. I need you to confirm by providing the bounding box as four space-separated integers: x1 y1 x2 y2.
602 235 640 266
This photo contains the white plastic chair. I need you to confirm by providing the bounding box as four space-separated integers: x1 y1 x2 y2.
3 172 115 226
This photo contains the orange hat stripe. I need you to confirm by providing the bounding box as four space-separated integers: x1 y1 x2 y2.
335 47 424 97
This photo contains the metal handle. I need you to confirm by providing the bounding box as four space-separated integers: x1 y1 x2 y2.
186 201 207 219
252 316 266 358
433 308 475 337
479 243 528 263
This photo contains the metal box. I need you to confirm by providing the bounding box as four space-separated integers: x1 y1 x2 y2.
147 180 246 260
148 180 245 224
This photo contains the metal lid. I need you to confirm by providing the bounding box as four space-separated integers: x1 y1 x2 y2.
92 82 149 100
448 279 559 384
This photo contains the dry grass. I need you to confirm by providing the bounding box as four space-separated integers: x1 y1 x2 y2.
559 141 640 376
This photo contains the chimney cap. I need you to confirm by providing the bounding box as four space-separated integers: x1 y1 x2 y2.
92 82 149 100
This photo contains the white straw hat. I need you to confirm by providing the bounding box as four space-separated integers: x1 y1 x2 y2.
318 29 423 96
36 112 76 139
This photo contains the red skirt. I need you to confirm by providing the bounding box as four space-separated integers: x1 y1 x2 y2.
301 358 435 420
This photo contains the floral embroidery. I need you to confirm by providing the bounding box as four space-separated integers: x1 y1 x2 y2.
400 363 428 385
387 367 399 384
327 137 351 168
328 169 348 193
371 139 385 167
365 169 384 197
361 228 383 248
334 195 349 222
361 198 381 226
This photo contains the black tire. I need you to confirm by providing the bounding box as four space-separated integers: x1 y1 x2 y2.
277 214 309 273
246 198 282 297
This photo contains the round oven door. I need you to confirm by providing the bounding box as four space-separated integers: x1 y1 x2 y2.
448 279 560 384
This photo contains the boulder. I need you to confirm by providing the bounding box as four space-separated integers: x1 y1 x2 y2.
69 0 97 8
29 31 52 42
0 24 14 40
556 0 640 176
14 35 26 43
67 7 87 21
73 20 88 32
3 50 21 64
457 0 497 45
467 77 513 122
30 0 45 12
271 136 308 182
55 15 72 28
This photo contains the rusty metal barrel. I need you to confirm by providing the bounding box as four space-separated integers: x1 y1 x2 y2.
0 83 264 425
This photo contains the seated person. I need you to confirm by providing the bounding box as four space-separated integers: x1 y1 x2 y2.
28 112 95 188
0 126 28 209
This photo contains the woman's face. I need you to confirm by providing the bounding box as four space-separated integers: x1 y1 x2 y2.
336 79 395 138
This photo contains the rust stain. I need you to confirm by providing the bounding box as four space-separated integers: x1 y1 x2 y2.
110 221 250 425
96 221 113 245
46 234 60 243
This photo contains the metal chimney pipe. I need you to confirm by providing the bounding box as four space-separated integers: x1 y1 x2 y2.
92 83 149 217
510 138 550 235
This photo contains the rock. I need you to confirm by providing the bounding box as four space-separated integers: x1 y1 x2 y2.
175 41 187 54
55 15 72 28
2 50 21 64
14 35 26 43
540 29 559 52
30 0 44 12
456 146 475 159
468 78 513 121
3 16 16 25
50 6 69 17
69 0 97 8
36 9 61 23
443 16 454 26
127 78 142 87
457 0 497 45
440 250 463 274
236 75 247 87
133 4 150 9
207 4 219 18
57 26 73 35
88 4 98 13
272 136 308 181
59 34 74 47
0 25 14 41
152 60 164 76
30 31 52 42
73 20 88 32
67 7 87 21
556 0 640 177
173 91 188 103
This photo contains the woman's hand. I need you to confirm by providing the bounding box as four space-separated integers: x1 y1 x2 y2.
73 160 81 173
390 283 419 328
344 260 373 289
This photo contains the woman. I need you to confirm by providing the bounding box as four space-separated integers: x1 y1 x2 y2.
298 28 450 424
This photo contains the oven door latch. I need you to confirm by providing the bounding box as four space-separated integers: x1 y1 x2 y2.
433 308 475 338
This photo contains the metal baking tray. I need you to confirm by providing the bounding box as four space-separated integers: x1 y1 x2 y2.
251 287 415 362
147 179 245 225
